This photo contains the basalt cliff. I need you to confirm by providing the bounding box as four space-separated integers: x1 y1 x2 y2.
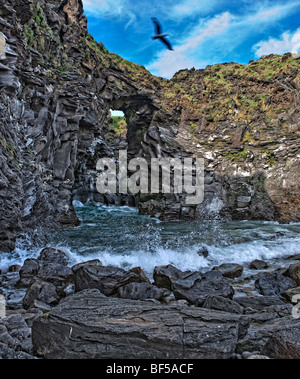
0 0 299 252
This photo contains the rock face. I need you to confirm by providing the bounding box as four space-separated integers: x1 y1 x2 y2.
32 289 249 359
0 0 299 252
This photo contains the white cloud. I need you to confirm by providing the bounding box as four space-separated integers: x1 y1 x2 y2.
82 0 136 27
170 0 223 18
254 28 300 57
147 12 231 78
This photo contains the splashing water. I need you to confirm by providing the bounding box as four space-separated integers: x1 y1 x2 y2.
0 201 300 277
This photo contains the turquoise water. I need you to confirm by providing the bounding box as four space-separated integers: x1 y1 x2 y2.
1 201 300 277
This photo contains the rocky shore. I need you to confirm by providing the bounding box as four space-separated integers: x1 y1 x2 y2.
1 247 300 359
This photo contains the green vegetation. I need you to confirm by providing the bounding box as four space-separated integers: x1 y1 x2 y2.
24 25 34 45
225 148 249 161
261 149 277 166
108 116 127 137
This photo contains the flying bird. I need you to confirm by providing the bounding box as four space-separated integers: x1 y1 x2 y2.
151 18 174 51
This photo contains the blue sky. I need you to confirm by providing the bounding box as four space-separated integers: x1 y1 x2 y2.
82 0 300 78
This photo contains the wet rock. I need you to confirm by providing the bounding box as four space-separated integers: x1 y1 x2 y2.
0 314 33 357
129 266 150 283
8 265 21 273
213 263 244 279
32 289 249 359
286 262 300 286
203 295 244 314
249 260 268 270
235 295 285 311
117 282 165 301
236 316 300 357
22 278 60 310
286 254 300 261
18 258 73 289
17 259 40 288
73 264 145 296
197 246 209 258
71 259 103 272
282 287 300 303
153 264 184 291
255 272 297 297
173 270 234 306
38 248 69 266
261 331 300 359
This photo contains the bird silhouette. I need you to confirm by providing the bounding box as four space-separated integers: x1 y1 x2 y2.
151 18 174 51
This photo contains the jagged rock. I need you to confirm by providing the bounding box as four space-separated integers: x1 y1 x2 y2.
73 264 146 296
38 248 69 266
197 246 209 258
71 259 103 272
117 282 165 301
129 266 150 283
172 270 234 306
236 316 300 358
8 265 21 273
282 287 300 302
203 295 244 314
22 278 60 310
18 259 40 288
32 289 249 359
0 314 33 357
255 272 297 296
286 262 300 286
261 333 300 359
153 264 184 291
213 263 244 279
235 295 285 311
249 260 269 270
18 258 73 289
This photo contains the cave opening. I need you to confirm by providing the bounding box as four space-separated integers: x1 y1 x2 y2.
72 95 157 208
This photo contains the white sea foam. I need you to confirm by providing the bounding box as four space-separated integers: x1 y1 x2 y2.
1 204 299 278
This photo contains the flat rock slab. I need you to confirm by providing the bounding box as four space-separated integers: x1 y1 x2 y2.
32 289 249 359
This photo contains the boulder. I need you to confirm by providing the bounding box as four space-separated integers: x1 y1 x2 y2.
282 287 300 303
153 264 184 291
286 262 300 286
71 259 102 272
197 246 209 258
249 260 268 270
22 278 60 310
35 262 73 287
18 257 73 288
73 264 145 296
17 259 40 288
173 270 234 306
261 333 300 359
0 314 33 356
255 272 297 296
32 289 249 359
129 266 150 283
117 282 165 301
213 263 244 279
38 248 69 266
237 316 300 358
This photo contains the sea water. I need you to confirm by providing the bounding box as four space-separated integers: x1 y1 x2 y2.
0 201 300 278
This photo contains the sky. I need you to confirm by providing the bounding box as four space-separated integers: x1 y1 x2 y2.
82 0 300 79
